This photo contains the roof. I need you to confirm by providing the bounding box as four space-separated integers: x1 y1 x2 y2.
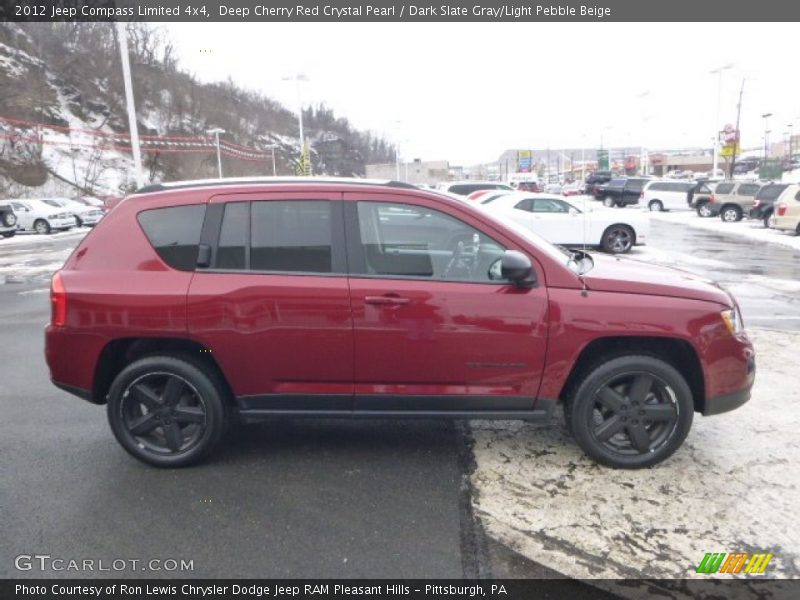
134 176 419 195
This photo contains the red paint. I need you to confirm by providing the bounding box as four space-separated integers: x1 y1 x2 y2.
45 180 754 412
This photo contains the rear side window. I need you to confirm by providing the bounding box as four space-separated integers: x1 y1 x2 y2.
757 184 788 201
250 201 333 273
626 179 646 192
138 205 206 271
608 178 626 187
648 182 668 192
715 183 735 195
737 184 760 196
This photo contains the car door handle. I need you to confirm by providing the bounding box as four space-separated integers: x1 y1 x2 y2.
364 295 410 306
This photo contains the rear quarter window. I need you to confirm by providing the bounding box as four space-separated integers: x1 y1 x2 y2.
737 184 760 196
757 184 788 201
137 204 206 271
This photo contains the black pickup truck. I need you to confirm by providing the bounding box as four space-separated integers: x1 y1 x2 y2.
596 177 650 207
0 203 18 238
585 170 614 198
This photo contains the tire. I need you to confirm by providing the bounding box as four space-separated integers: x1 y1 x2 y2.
601 224 635 254
565 355 693 468
763 211 773 228
720 205 742 223
106 355 228 468
696 202 712 218
796 223 800 237
603 196 616 208
648 200 663 212
74 216 83 227
33 219 51 234
1 231 15 238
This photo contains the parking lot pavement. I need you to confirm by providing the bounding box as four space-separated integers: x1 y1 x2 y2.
470 327 800 581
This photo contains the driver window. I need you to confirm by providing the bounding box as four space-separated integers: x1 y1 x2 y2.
533 198 569 213
355 202 506 282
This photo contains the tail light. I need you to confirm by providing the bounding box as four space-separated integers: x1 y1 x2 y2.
709 194 716 204
753 199 761 208
777 203 788 216
51 272 67 327
639 191 644 199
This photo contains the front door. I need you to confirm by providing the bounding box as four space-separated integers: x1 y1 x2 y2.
187 193 354 410
344 193 549 412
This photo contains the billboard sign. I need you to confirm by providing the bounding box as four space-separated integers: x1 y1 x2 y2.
518 150 533 173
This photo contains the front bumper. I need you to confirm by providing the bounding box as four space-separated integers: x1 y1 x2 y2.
50 217 76 229
702 338 755 416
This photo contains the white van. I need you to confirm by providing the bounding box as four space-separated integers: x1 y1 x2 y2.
641 180 696 212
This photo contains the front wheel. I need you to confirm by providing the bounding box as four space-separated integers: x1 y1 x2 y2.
33 219 51 234
107 355 228 467
601 224 635 254
696 202 712 218
565 355 693 468
602 196 616 208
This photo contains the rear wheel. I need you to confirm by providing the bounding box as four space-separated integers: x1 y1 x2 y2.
601 224 635 254
763 211 773 228
107 355 228 467
720 205 742 222
696 202 712 218
33 219 51 234
1 231 15 238
648 200 663 212
603 196 616 208
565 355 693 468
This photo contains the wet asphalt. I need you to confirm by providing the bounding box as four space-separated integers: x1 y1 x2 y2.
0 220 797 580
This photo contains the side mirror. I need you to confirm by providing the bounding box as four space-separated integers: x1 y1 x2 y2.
568 207 579 216
500 250 536 288
196 244 212 268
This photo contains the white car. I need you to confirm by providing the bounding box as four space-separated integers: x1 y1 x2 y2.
641 180 696 212
439 181 514 196
39 198 104 227
7 199 77 234
478 192 648 254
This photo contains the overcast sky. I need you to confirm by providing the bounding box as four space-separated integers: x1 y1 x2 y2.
167 23 799 165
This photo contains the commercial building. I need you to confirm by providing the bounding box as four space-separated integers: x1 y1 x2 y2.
366 159 449 185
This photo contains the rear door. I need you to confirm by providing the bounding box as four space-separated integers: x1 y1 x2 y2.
344 192 549 412
187 192 354 409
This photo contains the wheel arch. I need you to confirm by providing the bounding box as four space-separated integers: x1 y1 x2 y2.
558 335 706 413
92 337 234 405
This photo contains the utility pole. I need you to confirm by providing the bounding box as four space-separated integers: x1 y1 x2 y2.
206 128 225 178
116 23 143 189
710 65 733 178
762 112 772 161
730 79 745 178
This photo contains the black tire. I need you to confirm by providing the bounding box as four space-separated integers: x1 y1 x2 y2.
763 211 772 228
106 355 228 467
648 200 663 212
720 205 742 223
796 223 800 236
33 219 51 234
74 216 83 227
1 231 15 238
601 224 635 254
602 196 616 208
696 202 712 218
565 355 693 468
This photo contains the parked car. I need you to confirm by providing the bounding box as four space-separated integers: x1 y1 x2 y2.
769 185 800 234
688 181 717 217
585 170 614 198
749 183 791 227
45 178 754 469
704 181 762 222
0 203 18 238
561 181 584 196
596 177 651 207
440 181 514 196
7 199 76 234
478 192 648 254
516 181 542 192
641 180 696 212
544 182 563 195
39 198 104 227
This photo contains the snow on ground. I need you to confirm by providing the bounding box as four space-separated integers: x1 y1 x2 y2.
469 328 799 587
649 210 800 252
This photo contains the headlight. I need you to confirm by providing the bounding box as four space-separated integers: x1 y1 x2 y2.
48 214 58 219
721 306 744 335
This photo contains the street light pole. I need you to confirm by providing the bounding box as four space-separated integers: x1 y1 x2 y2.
116 23 143 189
282 74 308 150
710 65 733 177
271 146 276 176
206 128 225 178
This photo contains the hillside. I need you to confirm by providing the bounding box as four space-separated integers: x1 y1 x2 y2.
0 23 395 198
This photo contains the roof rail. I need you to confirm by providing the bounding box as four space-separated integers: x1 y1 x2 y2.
133 177 420 195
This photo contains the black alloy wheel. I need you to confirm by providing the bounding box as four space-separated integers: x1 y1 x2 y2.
107 356 227 467
601 225 634 254
566 355 693 468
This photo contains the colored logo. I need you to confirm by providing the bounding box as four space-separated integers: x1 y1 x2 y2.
696 552 773 574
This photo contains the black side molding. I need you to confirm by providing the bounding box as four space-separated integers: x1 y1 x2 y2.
52 381 96 403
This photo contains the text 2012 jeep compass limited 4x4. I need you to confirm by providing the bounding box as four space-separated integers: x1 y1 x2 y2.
45 178 755 468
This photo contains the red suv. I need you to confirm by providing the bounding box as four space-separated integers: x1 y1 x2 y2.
45 178 755 468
